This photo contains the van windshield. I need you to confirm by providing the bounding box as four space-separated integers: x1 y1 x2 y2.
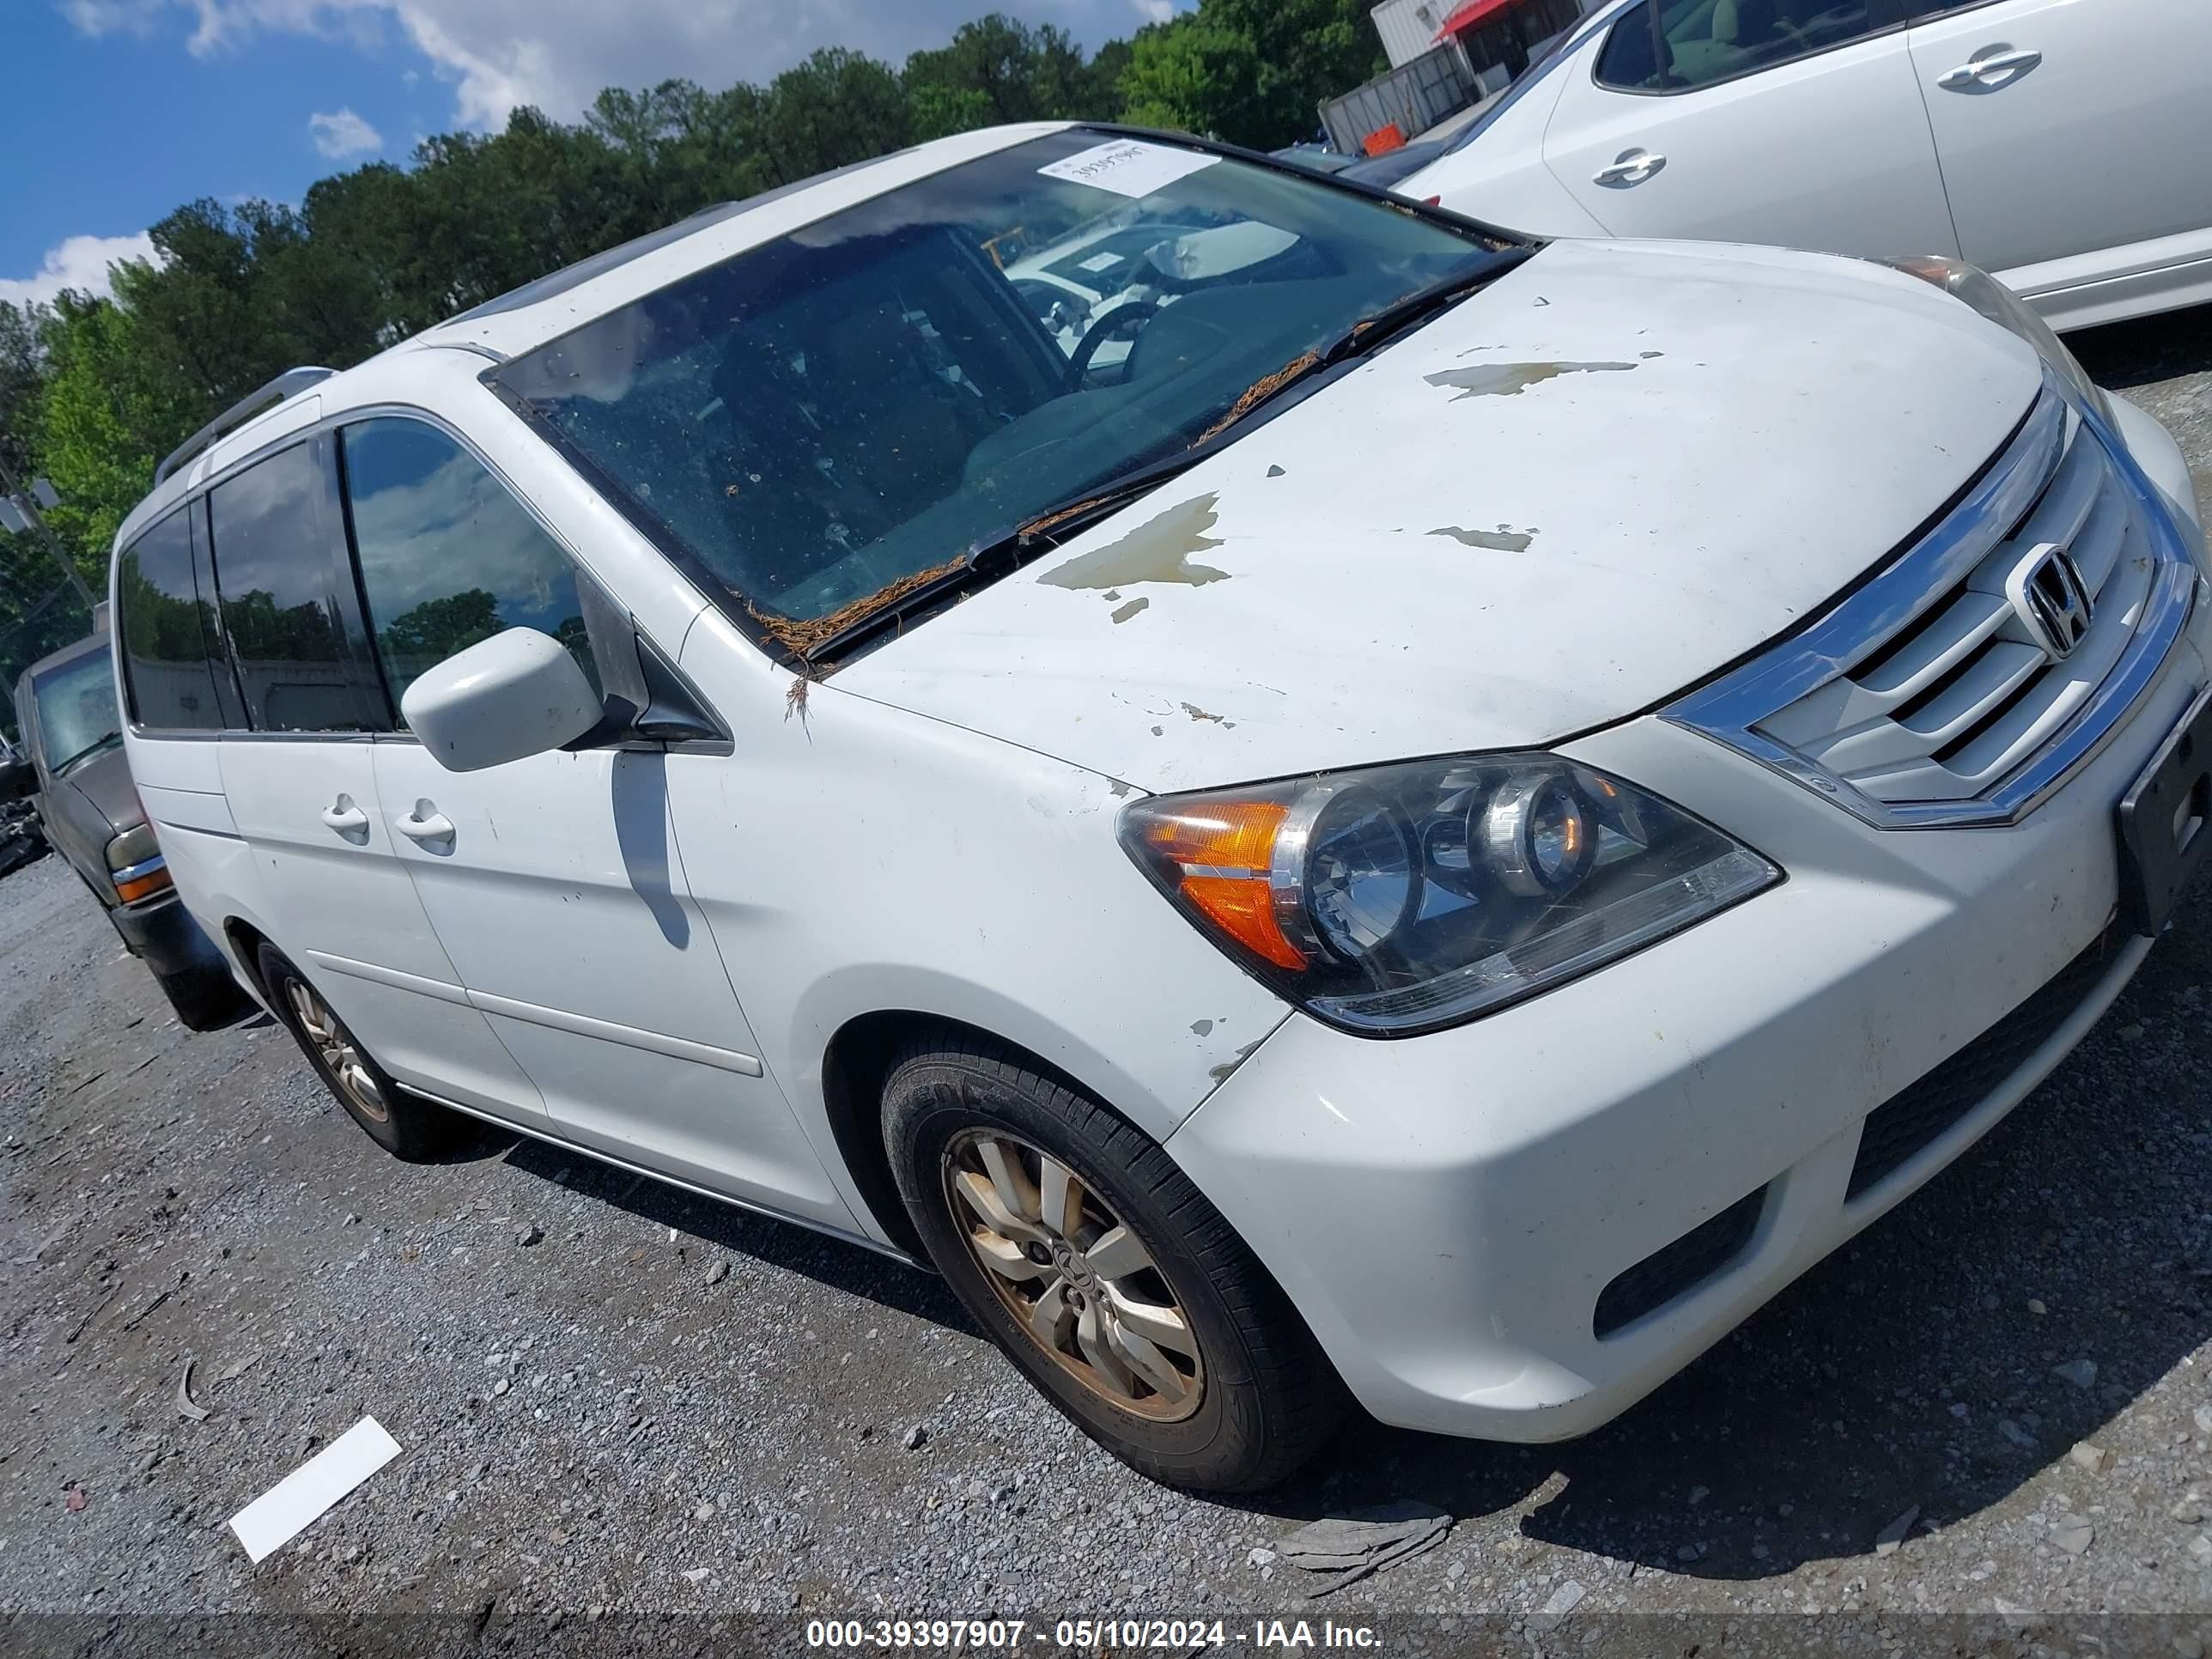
34 648 122 774
495 131 1514 653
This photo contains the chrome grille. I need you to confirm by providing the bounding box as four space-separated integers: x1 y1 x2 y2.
1666 372 2199 830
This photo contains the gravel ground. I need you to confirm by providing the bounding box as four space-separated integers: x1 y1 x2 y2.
3 311 2212 1650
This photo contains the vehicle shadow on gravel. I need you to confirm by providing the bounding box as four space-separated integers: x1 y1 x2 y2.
1236 879 2212 1580
497 1133 983 1332
2069 301 2212 392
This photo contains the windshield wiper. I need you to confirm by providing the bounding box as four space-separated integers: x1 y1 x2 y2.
53 732 122 775
1196 246 1535 444
773 453 1212 666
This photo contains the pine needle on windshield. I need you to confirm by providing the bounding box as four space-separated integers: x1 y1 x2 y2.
747 551 971 661
1194 349 1323 446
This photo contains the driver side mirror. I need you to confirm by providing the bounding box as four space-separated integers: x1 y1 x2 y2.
402 629 603 773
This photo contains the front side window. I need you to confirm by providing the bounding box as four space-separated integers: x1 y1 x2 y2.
115 506 228 731
209 441 386 733
495 131 1512 652
338 418 597 709
1597 0 1881 91
33 649 121 774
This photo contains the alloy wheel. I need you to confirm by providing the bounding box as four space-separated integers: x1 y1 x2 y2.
942 1129 1203 1421
283 976 390 1124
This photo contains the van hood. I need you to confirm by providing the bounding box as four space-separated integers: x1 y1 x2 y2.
59 742 139 835
834 238 2044 796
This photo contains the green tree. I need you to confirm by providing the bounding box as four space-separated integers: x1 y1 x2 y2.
32 295 190 579
752 50 915 185
903 15 1102 126
379 588 502 671
908 82 997 141
1208 0 1382 143
0 301 40 481
1119 17 1270 145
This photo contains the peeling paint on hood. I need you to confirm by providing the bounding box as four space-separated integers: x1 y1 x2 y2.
1424 360 1637 399
833 238 2044 797
1037 495 1232 595
1430 524 1535 552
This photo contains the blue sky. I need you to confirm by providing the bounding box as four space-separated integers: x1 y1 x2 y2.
3 5 437 301
1 0 1178 307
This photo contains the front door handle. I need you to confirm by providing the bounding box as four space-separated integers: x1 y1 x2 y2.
1937 45 2040 89
1593 149 1665 187
394 804 455 847
319 796 370 837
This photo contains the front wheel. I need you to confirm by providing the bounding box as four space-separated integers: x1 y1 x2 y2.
884 1034 1346 1492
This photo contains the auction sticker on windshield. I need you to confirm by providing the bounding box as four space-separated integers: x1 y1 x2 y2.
1039 139 1219 198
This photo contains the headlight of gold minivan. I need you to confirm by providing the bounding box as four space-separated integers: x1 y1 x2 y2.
106 822 172 903
1119 757 1779 1036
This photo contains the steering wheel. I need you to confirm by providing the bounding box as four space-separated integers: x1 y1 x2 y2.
1066 301 1163 390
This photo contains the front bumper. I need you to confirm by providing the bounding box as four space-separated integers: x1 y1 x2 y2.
111 886 228 981
1167 395 2209 1443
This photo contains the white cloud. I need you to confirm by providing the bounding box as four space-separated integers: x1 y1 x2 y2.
56 0 169 39
1131 0 1171 19
0 232 160 308
309 106 384 156
63 0 1175 131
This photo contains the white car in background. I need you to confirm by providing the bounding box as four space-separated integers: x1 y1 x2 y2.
1404 0 2212 331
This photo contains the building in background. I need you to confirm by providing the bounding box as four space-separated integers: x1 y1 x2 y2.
1372 0 1594 78
1324 0 1600 161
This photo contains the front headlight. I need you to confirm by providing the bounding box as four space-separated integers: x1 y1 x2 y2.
1118 756 1779 1035
106 822 160 871
105 821 172 903
1881 255 2112 424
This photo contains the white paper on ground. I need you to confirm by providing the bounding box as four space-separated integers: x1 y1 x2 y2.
1038 139 1219 199
228 1415 401 1563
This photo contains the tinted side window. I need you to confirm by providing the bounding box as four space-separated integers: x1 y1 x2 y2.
1598 0 1880 91
209 441 387 733
338 419 598 710
116 506 227 730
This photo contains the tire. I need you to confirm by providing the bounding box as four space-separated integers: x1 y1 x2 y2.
155 961 248 1032
884 1032 1347 1492
257 941 456 1160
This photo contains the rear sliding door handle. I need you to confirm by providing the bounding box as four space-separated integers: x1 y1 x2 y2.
319 796 370 837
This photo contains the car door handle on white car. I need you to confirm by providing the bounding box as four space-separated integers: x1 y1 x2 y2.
394 805 455 848
1936 46 2040 91
1593 150 1665 188
319 797 371 839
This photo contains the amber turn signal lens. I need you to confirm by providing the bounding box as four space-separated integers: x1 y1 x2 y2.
1139 802 1306 970
1182 874 1305 969
115 866 173 904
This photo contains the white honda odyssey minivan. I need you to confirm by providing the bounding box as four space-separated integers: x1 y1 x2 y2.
114 124 2209 1492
